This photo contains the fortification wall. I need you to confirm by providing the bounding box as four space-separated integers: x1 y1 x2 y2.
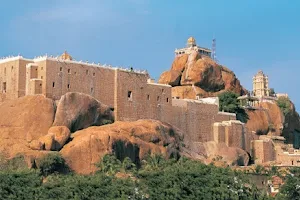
0 58 32 101
0 57 253 157
213 120 253 153
276 153 300 166
170 99 234 144
252 139 275 164
251 140 265 164
216 112 236 121
31 59 116 107
114 69 172 121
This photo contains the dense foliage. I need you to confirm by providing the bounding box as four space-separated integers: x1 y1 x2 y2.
276 167 300 200
276 96 292 116
38 152 70 176
218 91 249 123
0 153 273 199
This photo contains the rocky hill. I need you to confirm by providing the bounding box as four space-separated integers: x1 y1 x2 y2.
160 51 300 145
245 100 300 143
0 92 251 174
158 51 247 98
0 93 183 174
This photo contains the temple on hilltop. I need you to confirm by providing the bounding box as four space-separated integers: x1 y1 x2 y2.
175 37 212 57
252 70 270 97
238 70 289 109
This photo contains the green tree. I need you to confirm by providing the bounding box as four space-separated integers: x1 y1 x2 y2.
276 96 291 116
96 154 122 175
122 157 136 173
38 152 69 176
218 91 249 123
270 88 275 96
276 167 300 200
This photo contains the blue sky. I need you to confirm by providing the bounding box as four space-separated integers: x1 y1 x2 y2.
1 0 300 111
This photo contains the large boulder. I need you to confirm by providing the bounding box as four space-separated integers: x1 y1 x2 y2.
181 57 225 92
158 70 182 86
30 126 71 151
0 95 55 142
60 119 183 174
53 92 114 132
246 101 284 136
0 95 55 157
48 126 71 150
158 51 246 98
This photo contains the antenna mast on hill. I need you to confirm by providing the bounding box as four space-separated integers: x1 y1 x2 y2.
212 38 218 63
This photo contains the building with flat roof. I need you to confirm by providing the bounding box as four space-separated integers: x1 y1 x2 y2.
175 37 212 58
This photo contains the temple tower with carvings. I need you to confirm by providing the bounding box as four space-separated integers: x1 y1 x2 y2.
252 70 269 97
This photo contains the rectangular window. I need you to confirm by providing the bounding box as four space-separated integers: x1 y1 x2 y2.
41 76 43 79
60 67 63 72
67 84 70 89
166 98 169 103
2 82 6 93
68 69 71 74
128 91 133 101
93 72 95 77
91 87 94 93
52 82 55 88
157 96 160 101
147 95 150 100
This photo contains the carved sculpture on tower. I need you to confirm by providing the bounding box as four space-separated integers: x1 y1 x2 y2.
252 70 270 97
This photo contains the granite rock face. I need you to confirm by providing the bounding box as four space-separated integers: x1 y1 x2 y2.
158 51 247 98
60 120 183 174
53 92 114 132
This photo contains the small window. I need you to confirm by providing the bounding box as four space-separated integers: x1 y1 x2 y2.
93 72 95 77
128 91 133 101
41 76 43 79
147 94 150 100
68 69 71 74
11 66 13 71
2 82 6 93
86 70 89 75
162 89 164 93
91 87 94 93
60 67 63 72
157 96 160 101
67 84 70 89
74 71 77 75
166 98 169 103
40 83 42 86
52 82 55 88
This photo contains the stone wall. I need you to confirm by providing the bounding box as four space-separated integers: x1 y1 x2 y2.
114 69 172 121
251 139 276 164
276 153 300 166
31 59 116 108
213 120 253 153
0 58 32 101
1 56 244 156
